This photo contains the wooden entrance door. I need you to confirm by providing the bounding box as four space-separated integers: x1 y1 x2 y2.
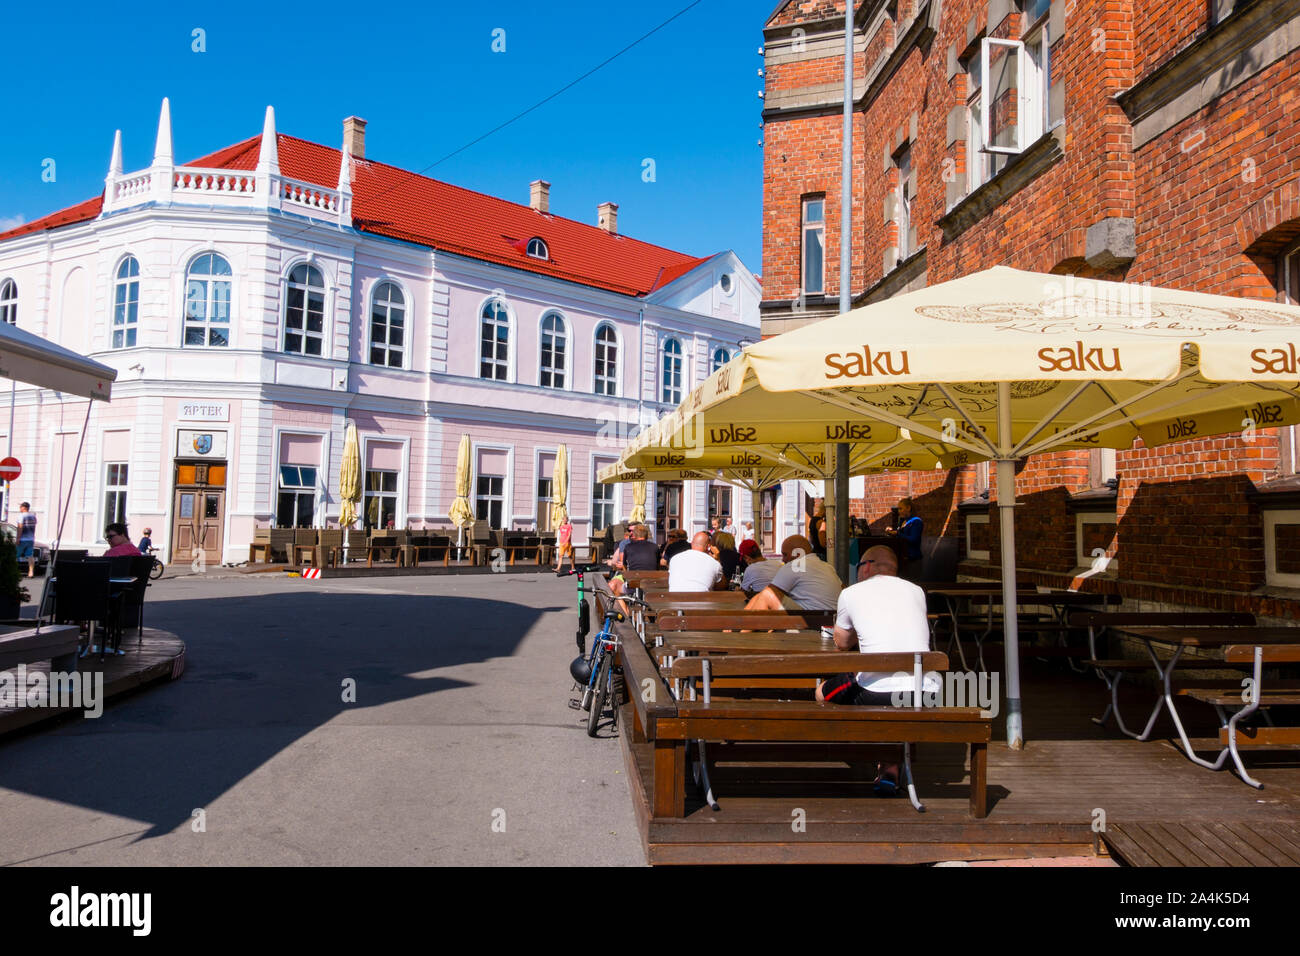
172 460 226 565
761 487 779 554
655 481 683 541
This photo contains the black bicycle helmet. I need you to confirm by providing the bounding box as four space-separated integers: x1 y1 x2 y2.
569 655 593 685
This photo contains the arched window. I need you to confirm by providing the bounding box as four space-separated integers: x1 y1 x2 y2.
0 279 16 326
112 256 140 349
480 298 510 380
184 253 232 347
284 263 326 356
539 312 567 388
369 281 406 367
526 237 549 260
593 323 618 396
661 337 683 405
711 346 732 372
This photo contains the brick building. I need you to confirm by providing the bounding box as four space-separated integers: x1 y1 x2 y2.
761 0 1300 615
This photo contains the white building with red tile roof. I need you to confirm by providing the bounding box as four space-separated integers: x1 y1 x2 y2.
0 102 792 563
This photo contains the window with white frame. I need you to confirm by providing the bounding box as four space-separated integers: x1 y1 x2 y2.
526 237 548 260
965 54 994 193
476 475 505 529
104 462 128 526
592 473 616 533
480 299 510 380
364 470 398 531
594 324 618 396
661 337 683 405
537 477 553 532
184 253 231 347
539 312 567 388
277 465 317 528
711 347 732 372
369 281 406 367
0 278 16 325
284 264 326 356
980 0 1051 158
896 146 913 261
112 256 139 349
708 484 732 522
802 198 825 295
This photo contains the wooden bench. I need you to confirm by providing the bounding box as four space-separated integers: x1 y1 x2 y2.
620 634 990 817
620 570 669 590
1073 611 1257 735
503 533 544 566
0 625 81 674
1182 643 1300 788
652 611 836 633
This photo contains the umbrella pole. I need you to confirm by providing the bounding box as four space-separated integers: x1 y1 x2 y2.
835 442 850 582
997 383 1024 750
751 488 762 554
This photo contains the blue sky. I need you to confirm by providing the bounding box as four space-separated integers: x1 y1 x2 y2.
0 1 768 272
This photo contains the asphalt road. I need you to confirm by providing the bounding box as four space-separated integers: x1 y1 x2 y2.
0 570 643 866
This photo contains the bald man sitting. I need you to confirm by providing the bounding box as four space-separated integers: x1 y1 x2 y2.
668 531 727 592
814 545 938 793
743 534 842 611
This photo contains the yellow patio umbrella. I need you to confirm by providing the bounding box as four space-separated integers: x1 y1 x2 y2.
449 435 474 560
636 265 1300 748
338 422 361 528
629 480 647 523
550 444 569 527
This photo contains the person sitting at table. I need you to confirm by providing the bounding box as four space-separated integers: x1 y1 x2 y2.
815 545 939 794
744 534 842 611
608 525 633 571
668 532 725 592
103 522 142 557
712 530 741 584
738 539 783 595
622 523 659 572
886 497 924 580
659 527 690 568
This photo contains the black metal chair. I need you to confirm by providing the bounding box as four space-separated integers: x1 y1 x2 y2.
52 559 113 659
121 555 154 646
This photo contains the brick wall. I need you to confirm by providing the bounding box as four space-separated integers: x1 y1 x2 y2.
762 0 1300 617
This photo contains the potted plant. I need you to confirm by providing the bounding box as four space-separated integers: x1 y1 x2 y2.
0 528 31 620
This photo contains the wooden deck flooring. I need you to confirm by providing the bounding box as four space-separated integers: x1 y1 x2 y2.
619 658 1300 865
0 629 185 736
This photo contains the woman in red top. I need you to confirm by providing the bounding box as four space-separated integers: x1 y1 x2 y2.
103 523 142 557
553 518 575 572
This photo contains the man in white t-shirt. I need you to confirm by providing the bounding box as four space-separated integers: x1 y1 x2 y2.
816 545 938 705
744 535 842 611
815 545 938 795
668 532 725 592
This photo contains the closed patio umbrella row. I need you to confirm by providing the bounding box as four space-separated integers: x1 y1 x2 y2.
611 266 1300 748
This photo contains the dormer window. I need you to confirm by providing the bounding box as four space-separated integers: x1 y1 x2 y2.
526 237 549 260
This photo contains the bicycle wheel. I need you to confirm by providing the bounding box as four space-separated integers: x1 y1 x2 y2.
149 558 165 581
587 653 611 737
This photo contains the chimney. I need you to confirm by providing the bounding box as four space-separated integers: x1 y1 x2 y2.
530 179 551 213
343 116 367 159
597 201 619 234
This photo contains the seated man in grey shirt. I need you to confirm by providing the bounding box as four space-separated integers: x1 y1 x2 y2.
743 534 842 611
738 539 783 594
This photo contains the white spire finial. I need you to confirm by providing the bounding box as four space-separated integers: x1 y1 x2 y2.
257 105 279 173
338 148 351 190
108 130 123 176
153 97 173 165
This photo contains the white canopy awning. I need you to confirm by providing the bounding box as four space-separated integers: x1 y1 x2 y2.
0 320 115 400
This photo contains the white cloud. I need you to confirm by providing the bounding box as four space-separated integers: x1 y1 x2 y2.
0 214 26 231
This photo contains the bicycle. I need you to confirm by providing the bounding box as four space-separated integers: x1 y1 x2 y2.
556 563 605 654
145 547 165 581
570 597 647 737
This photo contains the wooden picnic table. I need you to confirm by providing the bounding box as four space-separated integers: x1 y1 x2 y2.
929 586 1117 671
655 630 833 656
1108 625 1300 785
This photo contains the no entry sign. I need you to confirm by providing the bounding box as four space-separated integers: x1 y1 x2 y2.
0 457 21 482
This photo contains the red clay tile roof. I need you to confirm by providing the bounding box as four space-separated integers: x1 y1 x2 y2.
0 133 711 299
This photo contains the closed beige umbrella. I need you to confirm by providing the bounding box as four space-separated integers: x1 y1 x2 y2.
629 480 647 523
550 444 569 527
339 422 361 529
449 434 474 559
